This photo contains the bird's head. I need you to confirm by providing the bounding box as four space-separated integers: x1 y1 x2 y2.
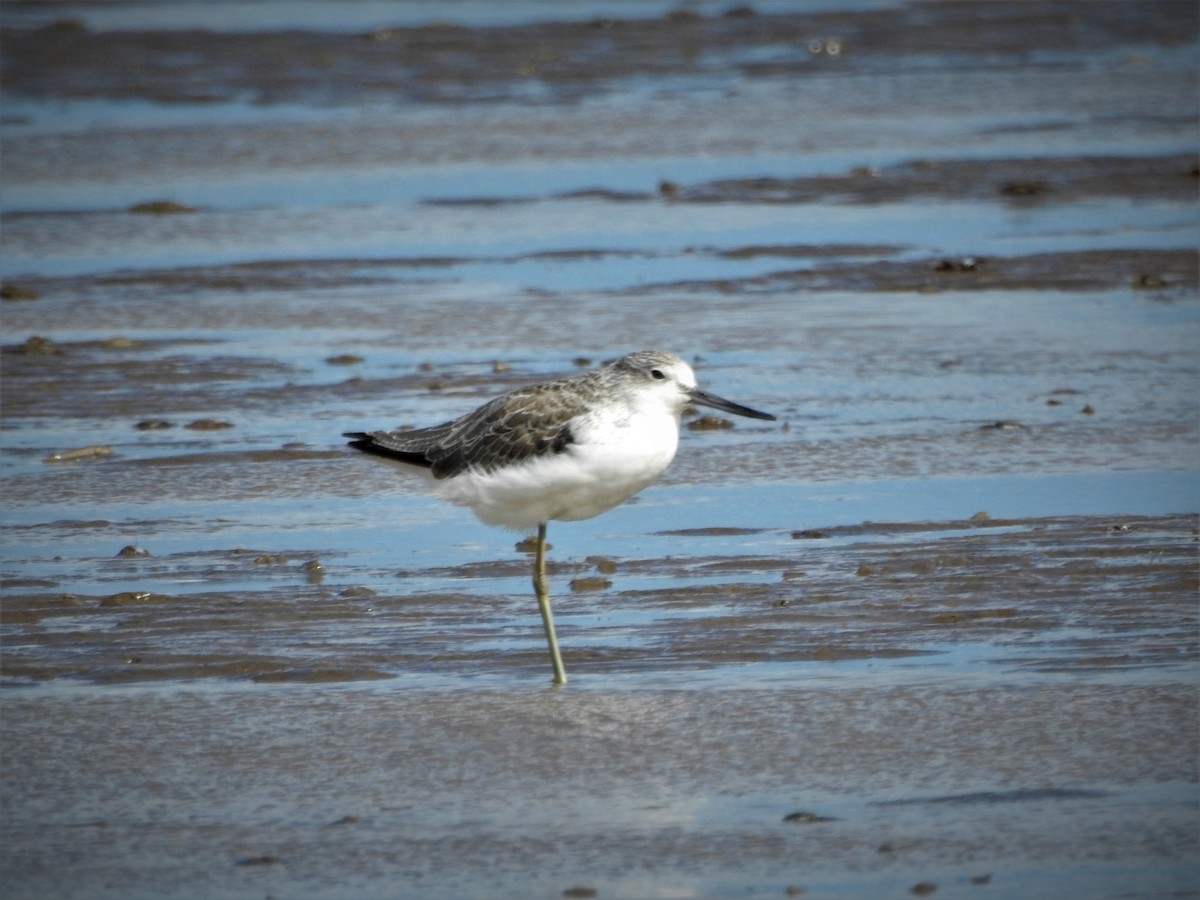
612 350 777 422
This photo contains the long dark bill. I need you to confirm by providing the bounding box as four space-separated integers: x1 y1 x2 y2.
689 388 776 421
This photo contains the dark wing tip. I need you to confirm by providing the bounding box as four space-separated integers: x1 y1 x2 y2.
343 431 436 470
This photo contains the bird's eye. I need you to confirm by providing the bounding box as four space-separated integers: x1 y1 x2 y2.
650 369 666 381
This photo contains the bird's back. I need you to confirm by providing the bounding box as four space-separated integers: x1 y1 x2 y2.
344 371 598 479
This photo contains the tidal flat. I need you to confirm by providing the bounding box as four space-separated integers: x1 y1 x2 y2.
2 2 1198 897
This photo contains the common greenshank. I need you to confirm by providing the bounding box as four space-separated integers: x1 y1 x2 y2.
345 350 776 684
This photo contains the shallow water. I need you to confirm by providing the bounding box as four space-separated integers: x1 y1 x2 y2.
2 2 1198 898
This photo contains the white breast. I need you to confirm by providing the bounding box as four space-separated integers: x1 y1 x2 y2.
434 404 682 530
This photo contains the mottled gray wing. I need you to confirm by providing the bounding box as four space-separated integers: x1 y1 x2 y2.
343 422 458 472
345 377 591 479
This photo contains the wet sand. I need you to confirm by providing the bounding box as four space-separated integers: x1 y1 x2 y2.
2 1 1198 898
4 677 1195 900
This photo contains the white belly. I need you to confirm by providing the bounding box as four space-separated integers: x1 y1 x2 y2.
434 409 681 530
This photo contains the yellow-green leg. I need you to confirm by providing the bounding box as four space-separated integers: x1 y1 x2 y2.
533 522 568 685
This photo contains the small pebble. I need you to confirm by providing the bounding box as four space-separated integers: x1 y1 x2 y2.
99 592 168 608
934 257 981 272
236 854 278 866
590 557 618 574
687 416 733 431
979 420 1026 431
44 445 113 463
135 419 174 430
782 811 837 823
999 180 1047 196
326 354 364 366
569 577 611 593
1132 273 1168 289
185 419 234 430
128 200 196 214
16 335 61 355
0 283 39 301
116 545 151 558
562 887 597 899
910 882 937 896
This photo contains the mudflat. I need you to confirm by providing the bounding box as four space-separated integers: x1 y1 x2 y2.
2 2 1197 898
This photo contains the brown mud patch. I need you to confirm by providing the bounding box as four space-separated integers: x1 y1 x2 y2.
649 247 1199 296
424 153 1198 208
3 244 1192 337
4 3 1194 107
669 154 1199 206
